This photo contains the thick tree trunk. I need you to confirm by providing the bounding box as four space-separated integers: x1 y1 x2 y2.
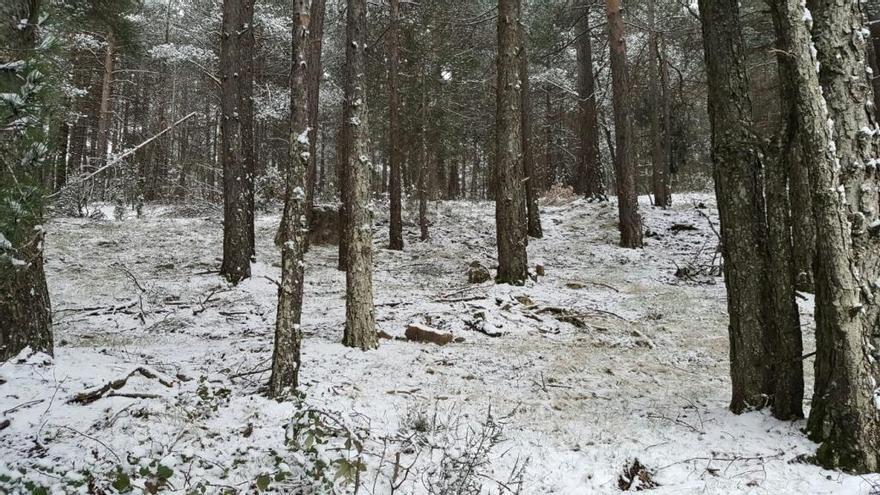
574 0 605 199
520 14 542 239
0 0 53 362
241 4 256 258
495 0 529 284
767 5 808 420
605 0 642 248
796 0 880 472
698 0 773 413
388 0 404 250
342 0 378 350
270 0 310 397
219 0 255 284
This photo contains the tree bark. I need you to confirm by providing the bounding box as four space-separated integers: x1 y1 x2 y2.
305 0 326 230
270 0 310 397
95 31 116 165
219 0 255 284
519 10 542 239
605 0 642 248
419 75 429 242
766 4 808 420
698 0 772 413
575 0 605 199
388 0 404 250
241 2 256 258
495 0 529 284
342 0 378 350
797 0 880 472
648 0 670 208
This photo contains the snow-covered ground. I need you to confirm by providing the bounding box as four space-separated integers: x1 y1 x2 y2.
2 194 877 494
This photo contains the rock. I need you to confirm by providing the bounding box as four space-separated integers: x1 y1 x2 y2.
405 324 455 346
467 261 491 283
535 264 545 276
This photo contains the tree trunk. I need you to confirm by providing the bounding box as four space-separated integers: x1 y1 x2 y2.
648 0 670 208
0 0 53 362
605 0 642 248
241 3 256 258
219 0 255 284
419 77 429 242
305 0 326 229
660 42 674 205
544 85 555 189
388 0 404 250
520 12 542 239
342 0 378 350
337 98 350 272
698 0 772 413
574 0 604 199
766 4 808 420
270 0 310 397
867 12 880 119
789 140 815 292
796 0 880 472
95 31 116 165
495 0 529 284
54 121 70 190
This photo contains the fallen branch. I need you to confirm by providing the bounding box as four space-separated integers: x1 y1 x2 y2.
46 112 198 199
463 318 503 337
436 295 486 303
3 398 45 415
70 367 174 405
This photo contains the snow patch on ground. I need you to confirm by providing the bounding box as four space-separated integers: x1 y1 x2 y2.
1 194 877 493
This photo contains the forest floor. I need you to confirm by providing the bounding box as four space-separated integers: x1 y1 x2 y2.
2 193 878 494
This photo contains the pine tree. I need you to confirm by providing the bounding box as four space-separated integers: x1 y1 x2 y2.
388 0 404 251
219 0 255 284
795 0 880 472
0 0 54 361
495 0 529 285
270 0 311 396
574 0 605 200
698 0 774 413
605 0 642 248
342 0 378 350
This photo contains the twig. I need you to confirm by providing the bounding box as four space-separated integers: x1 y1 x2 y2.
3 399 45 415
56 425 121 463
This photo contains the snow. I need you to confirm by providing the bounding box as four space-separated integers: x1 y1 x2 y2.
1 194 878 493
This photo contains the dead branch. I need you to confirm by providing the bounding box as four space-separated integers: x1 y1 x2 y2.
70 367 174 405
45 112 198 199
